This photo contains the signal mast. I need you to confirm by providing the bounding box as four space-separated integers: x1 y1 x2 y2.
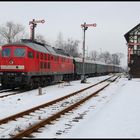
81 22 97 83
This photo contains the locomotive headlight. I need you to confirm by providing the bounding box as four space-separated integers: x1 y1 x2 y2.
9 60 14 64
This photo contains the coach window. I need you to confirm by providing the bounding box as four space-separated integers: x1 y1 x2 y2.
14 48 25 57
2 48 11 57
28 51 34 58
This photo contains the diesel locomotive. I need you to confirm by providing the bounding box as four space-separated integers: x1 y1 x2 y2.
0 39 122 89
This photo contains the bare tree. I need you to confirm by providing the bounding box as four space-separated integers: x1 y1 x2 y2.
35 34 48 44
0 21 25 43
111 53 119 65
64 38 80 57
55 32 64 49
99 51 112 64
55 33 80 57
88 48 124 65
89 50 99 61
111 53 124 65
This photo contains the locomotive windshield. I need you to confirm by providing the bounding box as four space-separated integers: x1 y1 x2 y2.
14 48 25 57
2 48 11 57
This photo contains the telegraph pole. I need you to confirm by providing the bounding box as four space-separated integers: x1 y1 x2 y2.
29 19 45 41
81 22 97 83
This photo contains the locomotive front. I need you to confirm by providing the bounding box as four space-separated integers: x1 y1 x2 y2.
0 44 28 88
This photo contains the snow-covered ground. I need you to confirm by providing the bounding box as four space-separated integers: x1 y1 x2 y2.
1 74 140 138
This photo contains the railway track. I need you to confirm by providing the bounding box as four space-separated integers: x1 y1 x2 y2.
0 75 116 99
0 88 27 98
0 74 120 138
0 76 113 99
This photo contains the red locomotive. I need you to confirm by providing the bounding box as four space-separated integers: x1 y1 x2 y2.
0 39 74 89
0 39 122 89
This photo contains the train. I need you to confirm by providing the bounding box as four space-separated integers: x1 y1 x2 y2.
0 39 122 89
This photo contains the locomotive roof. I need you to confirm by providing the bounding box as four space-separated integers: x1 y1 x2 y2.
2 39 50 54
2 39 72 58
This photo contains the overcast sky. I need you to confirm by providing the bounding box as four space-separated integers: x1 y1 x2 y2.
0 1 139 67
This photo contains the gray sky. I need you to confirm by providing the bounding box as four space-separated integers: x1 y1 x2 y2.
0 1 140 67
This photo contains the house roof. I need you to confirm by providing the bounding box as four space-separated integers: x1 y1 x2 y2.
124 23 140 42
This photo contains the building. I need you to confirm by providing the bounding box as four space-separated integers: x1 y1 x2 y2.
124 23 140 78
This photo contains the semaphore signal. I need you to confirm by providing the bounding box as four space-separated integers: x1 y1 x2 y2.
29 19 45 41
81 22 97 83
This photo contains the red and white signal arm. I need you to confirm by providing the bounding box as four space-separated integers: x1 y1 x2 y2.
34 20 45 24
85 23 97 27
29 20 45 24
41 20 45 23
81 23 97 27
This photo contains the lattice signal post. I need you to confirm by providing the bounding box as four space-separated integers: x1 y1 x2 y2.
81 22 97 83
29 19 45 41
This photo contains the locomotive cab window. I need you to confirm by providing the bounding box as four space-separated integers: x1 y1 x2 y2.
14 48 25 57
2 48 11 57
